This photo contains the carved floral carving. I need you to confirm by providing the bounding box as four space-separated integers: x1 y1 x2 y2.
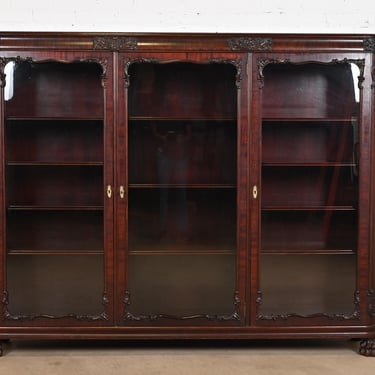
93 36 138 51
363 37 375 52
227 37 272 51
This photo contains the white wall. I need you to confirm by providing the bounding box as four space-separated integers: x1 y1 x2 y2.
1 0 374 33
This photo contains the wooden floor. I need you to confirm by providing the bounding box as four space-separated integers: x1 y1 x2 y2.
0 339 373 374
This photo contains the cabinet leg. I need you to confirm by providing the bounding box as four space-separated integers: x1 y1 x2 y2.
359 339 375 356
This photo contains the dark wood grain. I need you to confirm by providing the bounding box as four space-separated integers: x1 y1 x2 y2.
0 33 373 356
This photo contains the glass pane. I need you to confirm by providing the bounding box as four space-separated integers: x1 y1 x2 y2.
260 255 356 316
259 61 359 319
7 255 104 317
128 255 236 316
126 62 238 320
4 60 105 319
128 120 236 185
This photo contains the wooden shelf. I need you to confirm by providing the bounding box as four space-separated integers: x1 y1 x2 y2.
261 206 356 211
6 116 104 121
128 184 236 189
129 116 236 121
7 249 104 255
262 162 356 167
262 117 357 124
7 161 104 166
7 205 104 211
261 248 355 255
129 248 236 256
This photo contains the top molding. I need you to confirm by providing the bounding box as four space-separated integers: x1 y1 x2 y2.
0 33 372 52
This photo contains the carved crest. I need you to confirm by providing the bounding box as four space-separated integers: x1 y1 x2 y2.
364 37 375 52
93 36 138 51
227 37 272 51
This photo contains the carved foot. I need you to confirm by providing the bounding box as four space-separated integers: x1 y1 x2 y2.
359 339 375 356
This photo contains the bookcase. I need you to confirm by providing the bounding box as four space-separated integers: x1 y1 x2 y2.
0 34 374 356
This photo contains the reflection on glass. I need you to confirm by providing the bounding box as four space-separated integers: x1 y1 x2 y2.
153 123 192 239
4 61 15 101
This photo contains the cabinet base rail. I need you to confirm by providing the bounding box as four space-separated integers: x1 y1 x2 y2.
1 332 375 356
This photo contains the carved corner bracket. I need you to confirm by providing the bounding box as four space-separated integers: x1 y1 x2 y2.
122 57 160 88
363 37 375 52
208 58 243 88
256 57 290 88
93 36 138 51
227 37 272 52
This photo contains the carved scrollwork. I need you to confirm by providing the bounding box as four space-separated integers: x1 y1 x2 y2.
257 57 365 90
331 58 365 90
123 57 243 90
257 57 290 88
209 58 243 89
227 37 272 51
75 57 109 88
256 290 361 321
93 36 138 51
363 37 375 52
0 57 7 88
1 56 109 89
122 57 160 88
123 290 241 322
368 289 375 316
2 290 109 322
